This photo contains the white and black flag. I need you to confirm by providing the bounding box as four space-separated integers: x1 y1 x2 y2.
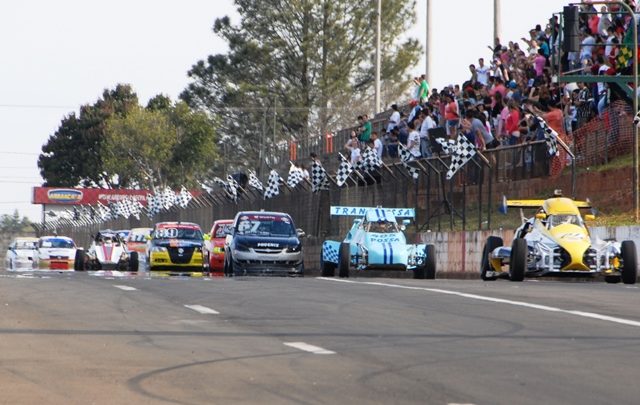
356 145 382 173
335 156 354 187
264 169 282 199
535 116 559 157
287 163 304 188
214 176 238 202
446 133 477 180
146 193 162 218
248 171 264 191
311 160 330 192
175 186 193 208
398 143 420 180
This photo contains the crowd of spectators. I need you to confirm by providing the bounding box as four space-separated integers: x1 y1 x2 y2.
345 0 639 164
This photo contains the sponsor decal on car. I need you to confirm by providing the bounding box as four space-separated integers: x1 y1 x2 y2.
257 243 280 248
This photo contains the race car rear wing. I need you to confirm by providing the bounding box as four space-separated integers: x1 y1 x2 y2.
330 206 415 218
499 196 592 214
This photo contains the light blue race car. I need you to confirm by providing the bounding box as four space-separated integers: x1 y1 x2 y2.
320 206 436 279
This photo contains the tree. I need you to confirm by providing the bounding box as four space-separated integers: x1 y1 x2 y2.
103 99 219 189
38 84 139 187
181 0 421 173
0 210 31 236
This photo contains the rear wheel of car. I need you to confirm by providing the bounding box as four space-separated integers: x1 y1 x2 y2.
129 252 139 272
338 243 350 278
509 238 527 282
74 250 86 271
481 236 503 281
321 250 336 277
605 275 621 284
621 240 637 285
424 245 436 279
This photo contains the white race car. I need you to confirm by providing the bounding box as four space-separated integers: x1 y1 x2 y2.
77 230 138 271
34 236 79 271
5 237 39 271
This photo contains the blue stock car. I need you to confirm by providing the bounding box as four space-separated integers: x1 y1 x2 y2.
320 206 436 279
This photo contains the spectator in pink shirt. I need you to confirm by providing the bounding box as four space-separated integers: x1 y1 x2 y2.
533 49 547 78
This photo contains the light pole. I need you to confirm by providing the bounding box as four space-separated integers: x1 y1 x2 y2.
374 0 381 114
425 0 432 85
494 0 501 46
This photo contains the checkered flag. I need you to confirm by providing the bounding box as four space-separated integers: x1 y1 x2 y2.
96 202 111 221
436 138 457 155
264 169 282 199
287 163 304 188
175 186 193 208
335 156 354 187
446 133 477 179
634 110 640 128
535 116 559 157
356 146 382 172
311 160 330 192
398 143 420 180
214 176 238 202
128 197 143 220
146 193 162 218
248 171 264 191
160 187 176 210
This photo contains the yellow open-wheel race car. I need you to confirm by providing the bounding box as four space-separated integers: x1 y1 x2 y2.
481 192 637 284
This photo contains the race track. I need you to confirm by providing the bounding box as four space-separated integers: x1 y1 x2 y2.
1 270 639 404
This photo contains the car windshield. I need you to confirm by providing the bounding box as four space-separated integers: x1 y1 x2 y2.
15 241 37 250
366 220 399 233
213 223 233 238
236 215 295 236
154 227 203 240
40 239 74 249
547 214 583 228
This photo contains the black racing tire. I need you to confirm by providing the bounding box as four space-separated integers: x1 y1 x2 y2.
321 250 336 277
338 243 350 278
621 240 637 285
605 275 621 284
509 238 527 282
74 250 86 271
481 236 503 281
223 251 230 277
129 252 139 272
424 245 436 279
413 262 425 279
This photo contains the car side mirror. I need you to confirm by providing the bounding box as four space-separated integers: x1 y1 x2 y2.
145 235 152 241
296 228 306 238
535 213 547 220
203 233 211 241
584 214 596 221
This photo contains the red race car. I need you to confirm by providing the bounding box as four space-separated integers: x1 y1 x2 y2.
205 219 233 273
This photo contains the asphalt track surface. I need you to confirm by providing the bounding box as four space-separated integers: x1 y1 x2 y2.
1 269 640 405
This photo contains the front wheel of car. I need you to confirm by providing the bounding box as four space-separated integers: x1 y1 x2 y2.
74 250 86 271
338 243 350 278
509 238 527 282
424 245 436 279
481 236 503 281
129 252 139 272
621 240 637 285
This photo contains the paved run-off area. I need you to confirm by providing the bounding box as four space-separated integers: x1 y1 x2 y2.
1 270 639 404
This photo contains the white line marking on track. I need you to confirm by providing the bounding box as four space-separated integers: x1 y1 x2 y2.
283 342 335 354
184 305 220 315
113 285 137 291
316 277 640 328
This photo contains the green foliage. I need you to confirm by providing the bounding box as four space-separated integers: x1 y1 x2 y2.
103 100 219 189
38 84 139 187
181 0 421 172
0 210 31 236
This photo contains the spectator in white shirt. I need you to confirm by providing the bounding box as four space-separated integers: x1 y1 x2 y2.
407 121 421 158
345 131 361 165
476 58 490 86
386 104 400 133
419 107 436 158
371 131 383 158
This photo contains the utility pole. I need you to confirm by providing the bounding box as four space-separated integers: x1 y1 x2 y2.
425 0 432 86
374 0 381 115
494 0 501 45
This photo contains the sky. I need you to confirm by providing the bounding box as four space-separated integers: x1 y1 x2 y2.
0 0 569 222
